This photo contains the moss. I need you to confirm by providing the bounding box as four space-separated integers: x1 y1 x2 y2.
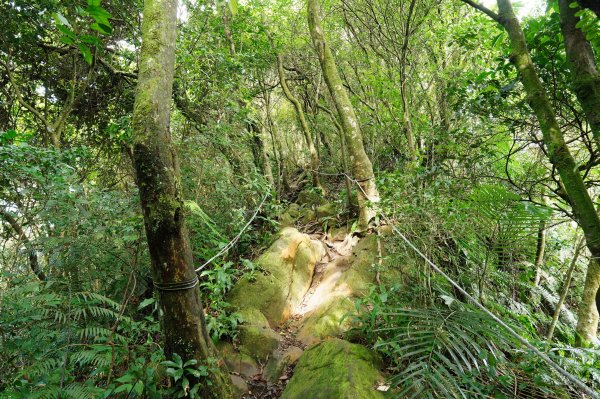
316 202 337 219
264 346 304 383
218 341 260 377
228 228 322 325
228 273 287 326
296 297 357 345
280 204 301 227
236 307 281 362
337 235 379 294
281 338 384 399
288 241 320 310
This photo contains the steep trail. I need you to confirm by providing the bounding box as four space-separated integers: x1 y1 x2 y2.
223 223 387 398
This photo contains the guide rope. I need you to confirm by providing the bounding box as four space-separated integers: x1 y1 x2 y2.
194 191 270 273
153 276 199 292
332 170 600 399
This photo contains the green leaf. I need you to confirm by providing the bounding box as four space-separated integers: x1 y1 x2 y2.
137 297 155 310
78 43 93 65
113 384 133 393
227 0 238 15
54 12 71 27
91 22 112 35
80 34 102 46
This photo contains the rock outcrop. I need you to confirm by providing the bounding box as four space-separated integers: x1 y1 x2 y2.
280 338 385 399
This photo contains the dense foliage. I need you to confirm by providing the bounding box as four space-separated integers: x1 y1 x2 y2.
1 0 599 398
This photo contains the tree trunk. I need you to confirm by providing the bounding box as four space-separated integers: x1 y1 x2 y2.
576 259 600 346
558 0 600 149
275 52 322 190
492 0 600 345
260 123 275 188
307 0 380 228
265 89 289 195
318 103 354 210
498 0 600 344
533 192 548 288
131 0 232 396
547 236 584 342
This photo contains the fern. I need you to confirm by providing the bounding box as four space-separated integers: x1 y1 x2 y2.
370 303 569 398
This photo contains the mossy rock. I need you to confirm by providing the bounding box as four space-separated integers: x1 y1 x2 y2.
228 228 323 326
296 296 357 345
280 203 301 227
300 208 317 223
264 346 304 383
228 273 287 325
287 240 323 311
281 338 384 399
238 325 281 361
339 235 379 294
217 341 260 378
297 188 326 207
316 202 337 219
231 375 248 397
238 322 281 361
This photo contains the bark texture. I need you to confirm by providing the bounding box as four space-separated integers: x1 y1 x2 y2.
307 0 380 228
493 0 600 345
131 0 232 396
546 237 584 342
559 0 600 148
576 259 600 346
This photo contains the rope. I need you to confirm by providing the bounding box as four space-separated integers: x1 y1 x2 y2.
154 276 199 292
345 175 599 398
195 191 270 272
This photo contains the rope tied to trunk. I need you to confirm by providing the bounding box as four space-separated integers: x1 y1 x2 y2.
153 275 199 292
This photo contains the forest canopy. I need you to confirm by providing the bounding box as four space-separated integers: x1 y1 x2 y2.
1 0 600 398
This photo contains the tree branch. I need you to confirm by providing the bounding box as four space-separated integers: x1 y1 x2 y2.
460 0 502 23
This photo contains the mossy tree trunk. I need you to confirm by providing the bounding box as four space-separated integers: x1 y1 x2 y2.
533 191 548 289
307 0 380 228
558 0 600 149
131 0 232 396
576 259 600 346
275 52 322 190
399 0 417 163
483 0 600 346
259 123 275 188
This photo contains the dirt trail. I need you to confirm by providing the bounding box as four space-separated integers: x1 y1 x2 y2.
241 229 361 398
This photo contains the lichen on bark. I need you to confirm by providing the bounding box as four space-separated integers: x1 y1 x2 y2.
131 0 233 396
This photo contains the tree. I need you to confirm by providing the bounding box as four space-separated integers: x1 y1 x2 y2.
462 0 600 346
307 0 380 228
558 0 600 149
275 51 322 190
131 0 232 395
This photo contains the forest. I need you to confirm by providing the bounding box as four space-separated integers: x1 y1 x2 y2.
1 0 600 397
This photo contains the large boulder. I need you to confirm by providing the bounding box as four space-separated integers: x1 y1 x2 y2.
236 307 281 361
281 338 385 399
218 342 260 377
264 346 304 383
296 297 357 345
293 235 379 345
228 227 325 326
